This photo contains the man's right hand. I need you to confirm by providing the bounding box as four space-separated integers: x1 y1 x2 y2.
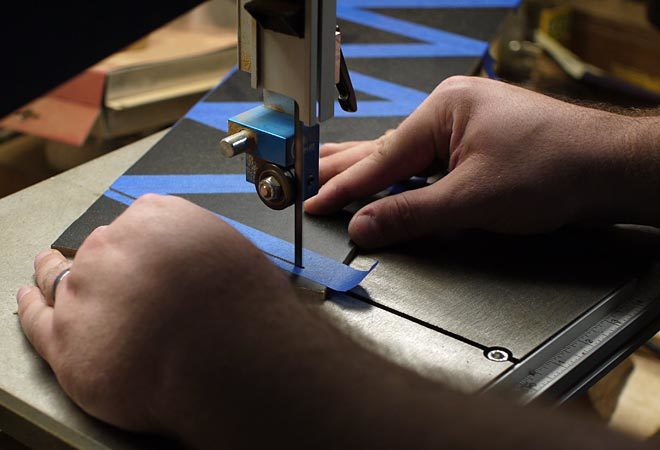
306 76 660 248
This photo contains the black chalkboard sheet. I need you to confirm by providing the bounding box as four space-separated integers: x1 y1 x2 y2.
54 0 519 276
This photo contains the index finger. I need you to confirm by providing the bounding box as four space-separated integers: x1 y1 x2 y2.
305 93 449 215
34 249 72 306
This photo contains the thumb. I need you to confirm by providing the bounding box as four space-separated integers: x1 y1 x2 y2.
348 166 478 248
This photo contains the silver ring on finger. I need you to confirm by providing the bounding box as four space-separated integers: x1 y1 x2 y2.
52 268 71 304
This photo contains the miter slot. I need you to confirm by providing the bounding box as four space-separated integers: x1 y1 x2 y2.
320 291 514 393
343 290 519 363
348 232 643 361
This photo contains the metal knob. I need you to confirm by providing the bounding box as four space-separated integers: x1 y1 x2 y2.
220 130 255 158
258 176 282 202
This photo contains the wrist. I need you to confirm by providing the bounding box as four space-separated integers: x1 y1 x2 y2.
578 114 660 226
158 293 446 449
156 295 368 448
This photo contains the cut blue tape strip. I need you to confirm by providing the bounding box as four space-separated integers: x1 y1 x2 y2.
110 174 429 200
103 181 376 292
111 174 254 197
219 215 376 292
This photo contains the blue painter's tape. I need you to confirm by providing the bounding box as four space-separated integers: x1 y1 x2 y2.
335 100 416 118
183 71 428 132
102 183 375 292
186 101 261 133
342 42 487 58
339 0 520 8
182 1 518 132
104 189 136 205
338 5 489 58
220 216 377 292
339 6 484 47
111 175 254 198
111 173 431 201
350 72 428 104
482 51 499 80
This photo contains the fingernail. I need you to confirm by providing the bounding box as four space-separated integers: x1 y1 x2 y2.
349 213 381 248
16 286 32 304
34 249 53 269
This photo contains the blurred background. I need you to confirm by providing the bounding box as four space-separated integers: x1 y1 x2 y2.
0 0 236 197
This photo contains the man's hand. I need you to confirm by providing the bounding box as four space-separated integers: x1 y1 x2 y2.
306 76 660 248
16 194 301 440
16 199 648 450
15 83 655 450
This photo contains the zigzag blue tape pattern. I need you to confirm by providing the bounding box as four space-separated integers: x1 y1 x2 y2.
112 1 517 289
184 0 520 131
111 174 254 197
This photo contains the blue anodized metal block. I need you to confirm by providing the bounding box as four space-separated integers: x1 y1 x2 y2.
228 105 294 167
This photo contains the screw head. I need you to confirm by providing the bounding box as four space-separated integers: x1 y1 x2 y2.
258 176 282 202
486 349 510 362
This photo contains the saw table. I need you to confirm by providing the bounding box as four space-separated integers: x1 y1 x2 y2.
0 132 505 448
1 131 659 449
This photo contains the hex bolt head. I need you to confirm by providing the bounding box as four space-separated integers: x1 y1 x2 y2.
258 176 282 202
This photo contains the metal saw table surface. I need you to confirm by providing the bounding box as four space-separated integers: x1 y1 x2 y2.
0 132 507 449
1 132 660 449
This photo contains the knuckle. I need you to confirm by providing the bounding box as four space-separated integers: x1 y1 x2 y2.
17 288 36 317
36 266 64 302
373 134 392 162
327 179 351 203
36 259 62 288
438 75 474 90
134 193 167 207
434 76 477 101
390 194 417 226
37 252 61 272
83 226 110 250
45 260 69 284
